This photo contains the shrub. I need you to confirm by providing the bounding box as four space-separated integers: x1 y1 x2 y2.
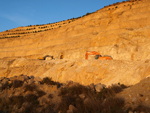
36 90 46 97
60 84 85 95
24 94 38 102
96 85 124 100
48 94 53 98
24 94 39 107
41 105 55 113
101 97 125 113
0 98 10 112
58 83 128 113
9 95 24 108
41 77 57 85
1 80 11 91
12 80 24 88
58 95 78 112
86 12 91 16
58 84 96 112
24 84 37 92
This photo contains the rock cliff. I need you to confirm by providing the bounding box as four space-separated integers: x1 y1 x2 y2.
0 0 150 86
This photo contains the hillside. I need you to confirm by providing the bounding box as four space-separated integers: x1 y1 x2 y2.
1 75 150 113
0 0 150 85
0 0 150 112
0 0 149 61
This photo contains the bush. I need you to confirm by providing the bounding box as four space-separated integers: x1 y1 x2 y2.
36 90 46 97
9 95 24 109
24 94 38 102
48 94 53 98
0 98 7 112
41 105 55 113
12 80 24 88
96 85 124 100
41 77 57 85
58 83 128 113
24 84 37 92
1 82 9 91
86 12 90 16
59 84 90 96
58 95 78 112
102 97 125 113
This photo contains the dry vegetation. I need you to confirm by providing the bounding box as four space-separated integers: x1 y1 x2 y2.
0 75 150 113
0 17 77 39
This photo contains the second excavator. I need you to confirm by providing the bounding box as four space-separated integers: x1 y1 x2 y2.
85 51 112 60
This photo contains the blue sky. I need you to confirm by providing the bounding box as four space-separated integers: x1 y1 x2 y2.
0 0 124 32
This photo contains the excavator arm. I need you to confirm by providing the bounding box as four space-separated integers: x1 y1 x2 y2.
85 51 100 59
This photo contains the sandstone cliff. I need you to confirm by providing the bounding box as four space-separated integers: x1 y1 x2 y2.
0 0 150 86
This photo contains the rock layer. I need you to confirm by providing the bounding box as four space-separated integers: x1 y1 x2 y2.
0 58 150 86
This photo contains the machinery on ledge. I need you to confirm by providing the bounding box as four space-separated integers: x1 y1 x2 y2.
85 51 113 60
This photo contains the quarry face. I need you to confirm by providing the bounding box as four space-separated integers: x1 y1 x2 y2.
0 0 150 86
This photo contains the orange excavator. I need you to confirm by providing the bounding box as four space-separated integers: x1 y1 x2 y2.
85 51 113 60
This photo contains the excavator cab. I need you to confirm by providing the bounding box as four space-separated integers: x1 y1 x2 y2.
95 55 102 59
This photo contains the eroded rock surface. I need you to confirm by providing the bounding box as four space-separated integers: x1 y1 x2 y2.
0 58 150 86
0 0 150 61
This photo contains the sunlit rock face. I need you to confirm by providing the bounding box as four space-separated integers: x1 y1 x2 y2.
0 0 150 86
0 0 150 61
0 58 150 86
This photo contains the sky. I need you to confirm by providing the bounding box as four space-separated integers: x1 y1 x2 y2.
0 0 124 32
